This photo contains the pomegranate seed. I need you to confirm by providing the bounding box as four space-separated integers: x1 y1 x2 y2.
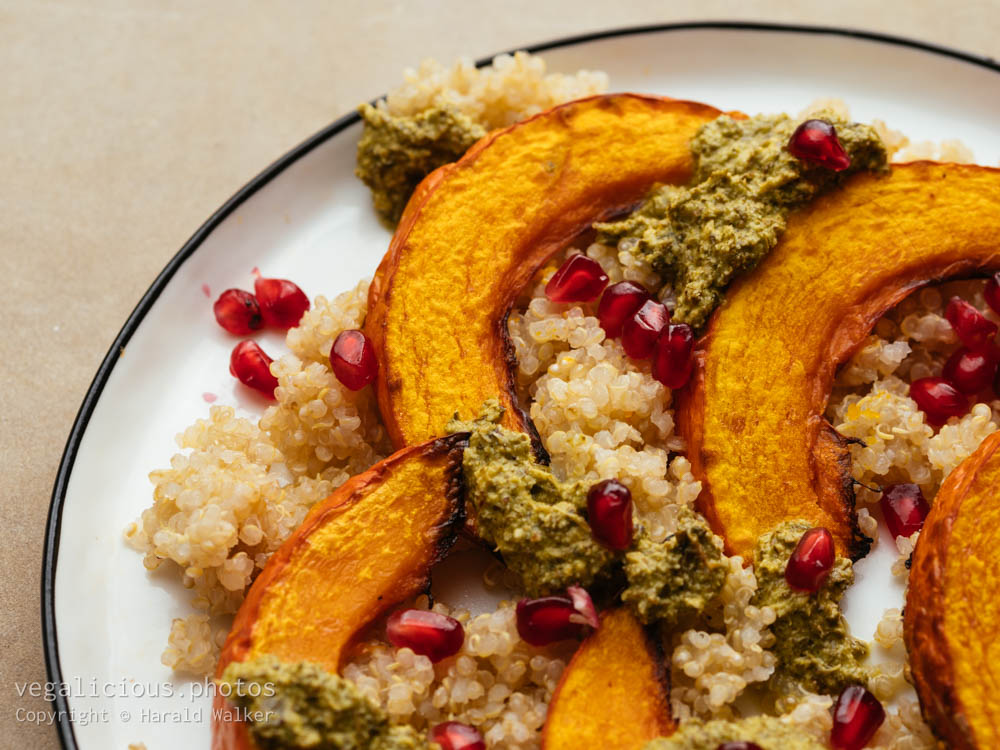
566 585 600 628
516 587 598 646
652 323 695 389
909 377 968 426
597 281 651 338
831 685 885 750
880 484 930 540
985 272 1000 315
945 296 998 348
386 609 464 662
213 289 263 335
432 722 486 750
943 346 998 394
716 743 763 750
785 527 835 593
544 255 609 303
330 329 379 391
586 479 634 550
787 119 851 171
622 299 670 359
229 341 278 399
254 277 310 329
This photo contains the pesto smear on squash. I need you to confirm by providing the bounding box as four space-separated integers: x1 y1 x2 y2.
449 400 726 625
596 112 888 328
219 656 427 750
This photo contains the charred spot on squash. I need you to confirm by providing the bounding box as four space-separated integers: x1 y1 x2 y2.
677 162 1000 561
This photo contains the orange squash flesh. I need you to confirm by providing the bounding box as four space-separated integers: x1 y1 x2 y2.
367 94 723 451
541 609 675 750
905 430 1000 749
677 162 1000 561
211 435 465 750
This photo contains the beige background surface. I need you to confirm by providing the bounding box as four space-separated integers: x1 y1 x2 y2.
3 1 999 746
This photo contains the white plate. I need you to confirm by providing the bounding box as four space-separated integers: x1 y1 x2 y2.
44 22 1000 750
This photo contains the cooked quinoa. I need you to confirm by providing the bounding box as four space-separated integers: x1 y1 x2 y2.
829 279 1000 508
377 51 608 131
343 600 571 750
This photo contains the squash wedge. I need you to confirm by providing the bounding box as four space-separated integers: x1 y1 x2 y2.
676 162 1000 561
905 430 1000 749
211 435 466 750
542 608 675 750
367 94 723 451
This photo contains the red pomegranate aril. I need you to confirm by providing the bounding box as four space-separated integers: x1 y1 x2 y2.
787 119 851 171
213 289 263 335
943 346 998 394
879 484 931 539
652 323 695 389
880 483 930 541
830 685 885 750
566 584 600 628
330 329 379 391
386 609 464 662
545 254 609 303
986 272 1000 314
945 296 998 348
785 527 835 593
432 722 486 750
909 377 968 426
716 743 763 750
229 341 278 399
622 299 670 359
516 594 593 646
586 479 634 550
598 281 651 338
254 277 310 329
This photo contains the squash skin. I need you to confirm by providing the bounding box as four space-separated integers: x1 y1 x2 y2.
211 435 466 750
677 162 1000 561
367 94 724 452
541 608 675 750
905 430 1000 749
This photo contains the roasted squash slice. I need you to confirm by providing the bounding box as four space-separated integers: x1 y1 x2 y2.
905 430 1000 749
367 94 723 451
211 435 466 750
542 608 675 750
676 162 1000 560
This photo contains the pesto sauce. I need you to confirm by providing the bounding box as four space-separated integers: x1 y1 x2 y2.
449 402 616 597
595 112 888 328
450 401 725 624
752 520 870 696
622 506 727 626
219 656 427 750
641 715 826 750
355 103 485 226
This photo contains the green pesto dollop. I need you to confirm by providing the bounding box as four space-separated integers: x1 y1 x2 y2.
450 401 726 625
219 655 427 750
355 103 485 226
641 715 825 750
622 506 727 626
449 401 616 596
595 112 888 328
752 520 870 696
